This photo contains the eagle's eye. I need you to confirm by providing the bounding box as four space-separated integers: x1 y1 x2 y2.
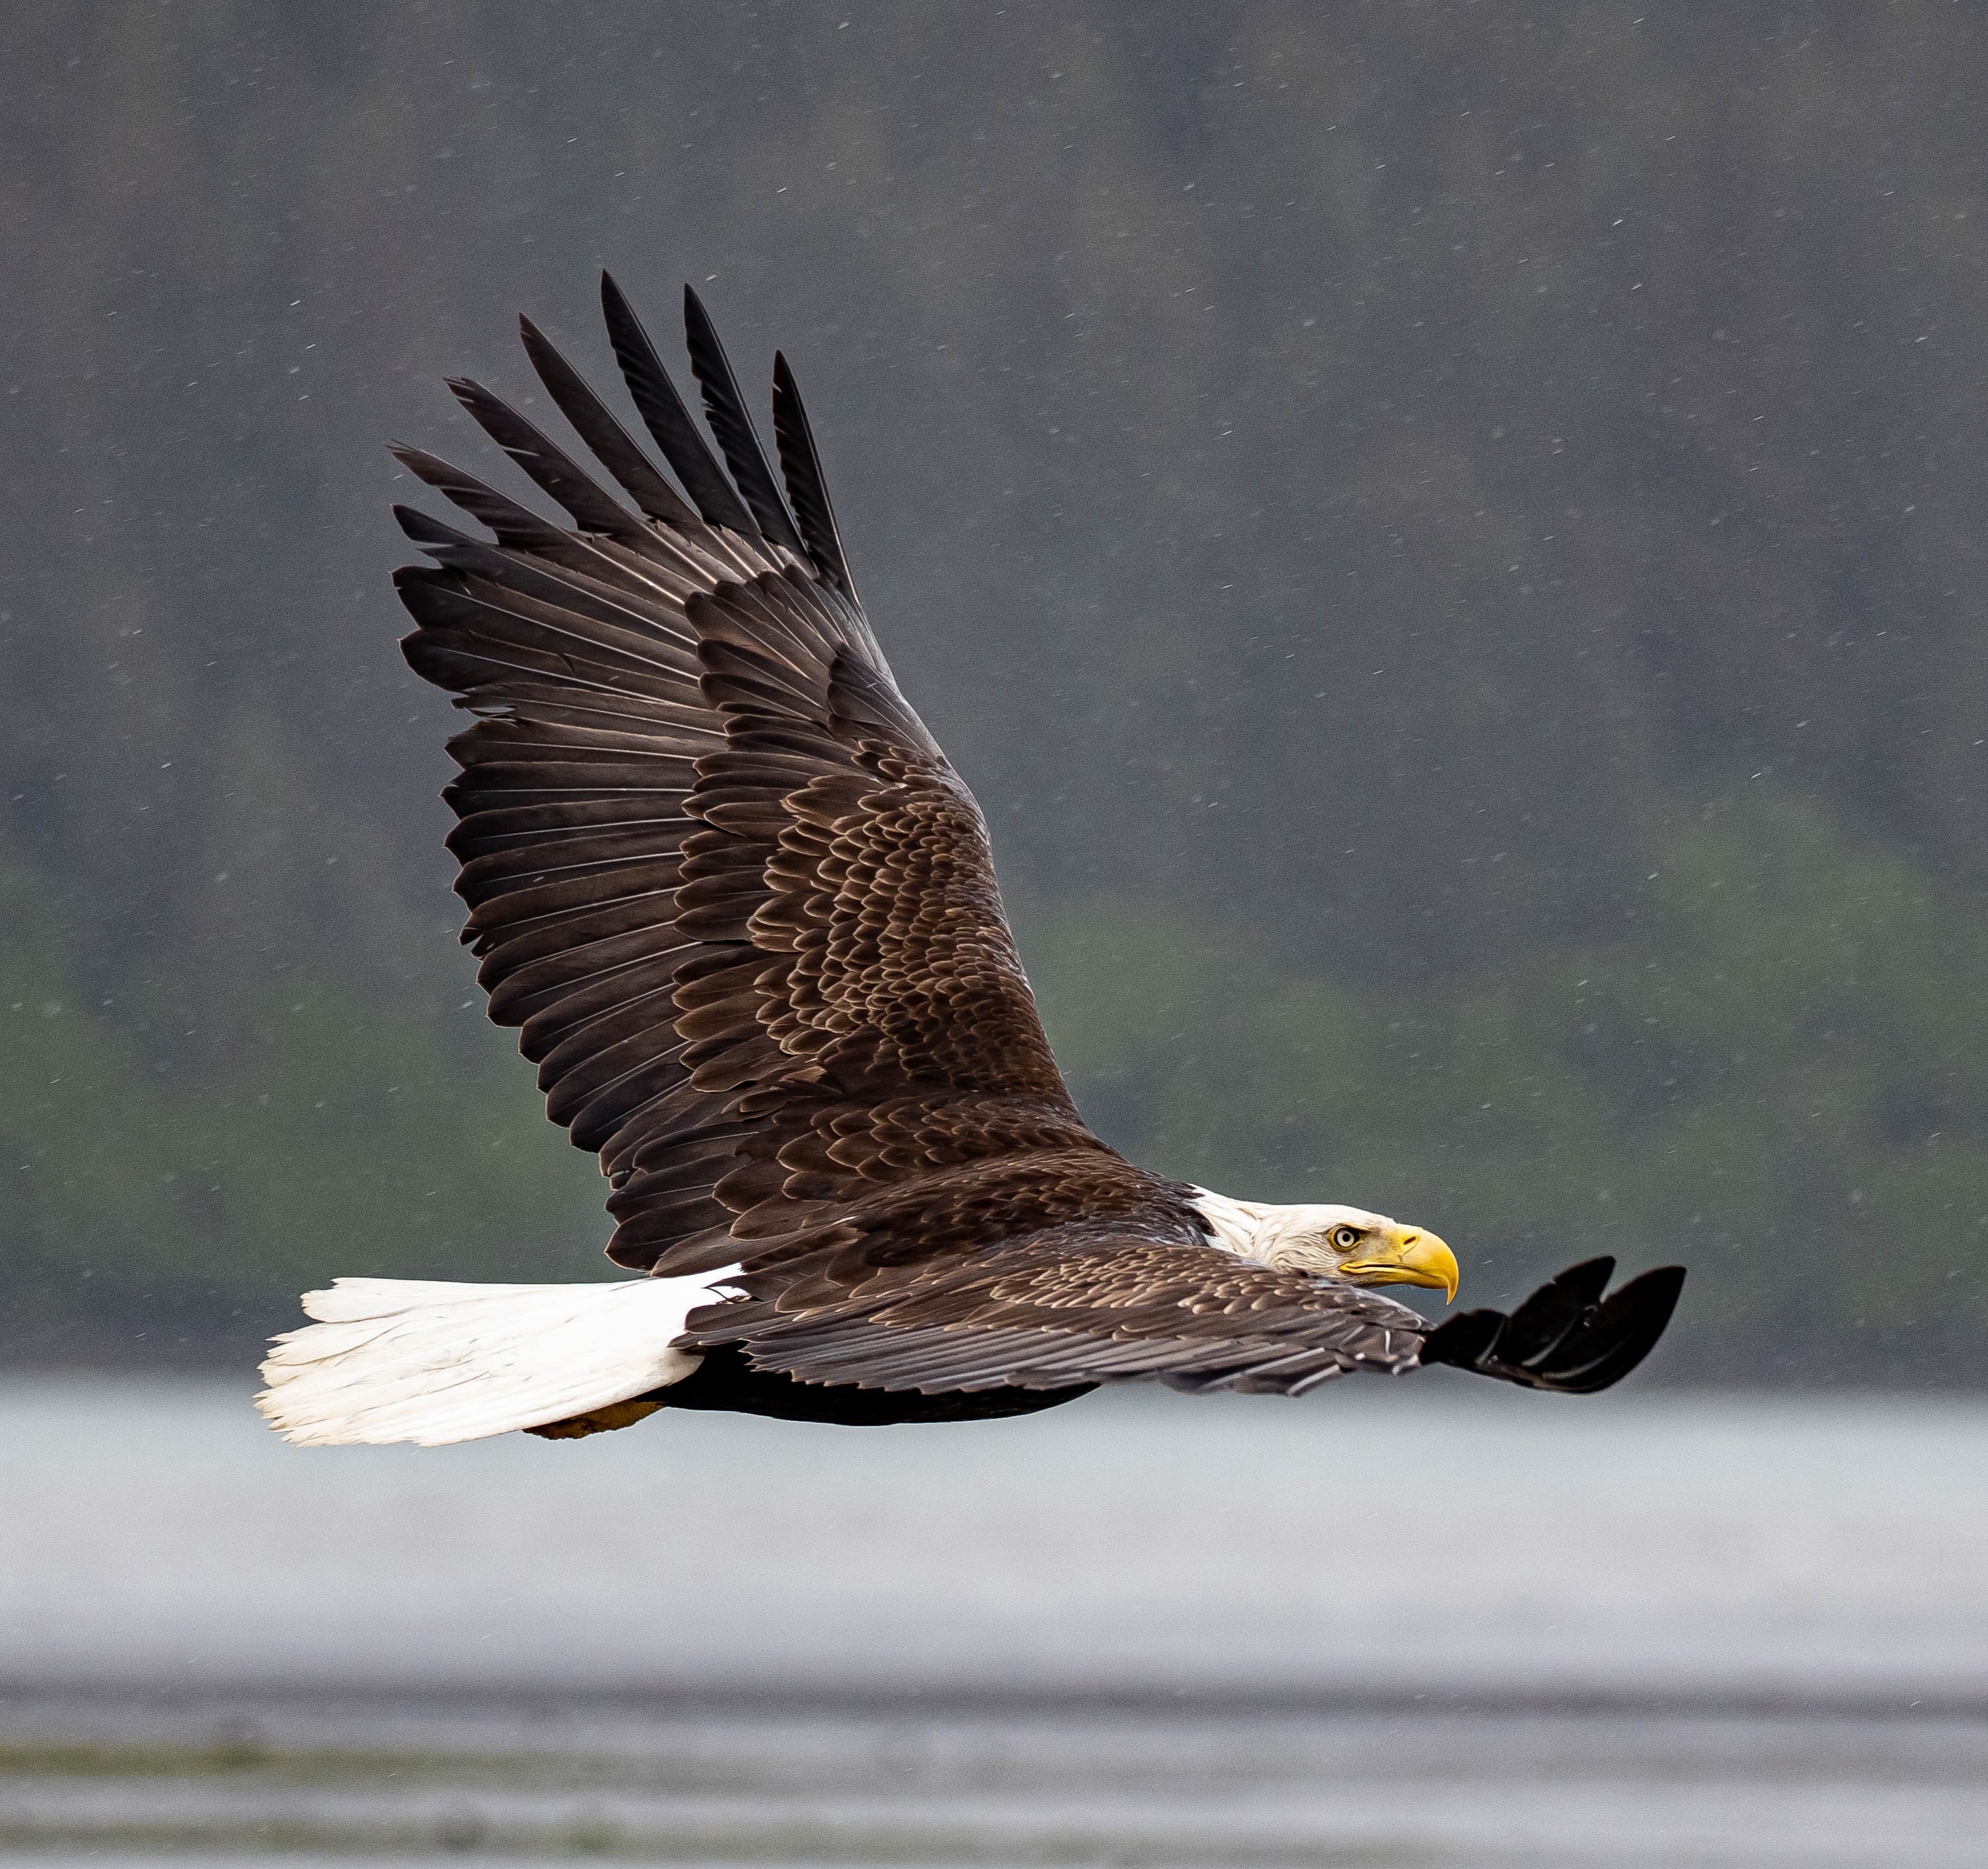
1330 1226 1362 1251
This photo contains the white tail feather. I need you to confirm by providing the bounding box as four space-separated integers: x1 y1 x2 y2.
255 1273 733 1447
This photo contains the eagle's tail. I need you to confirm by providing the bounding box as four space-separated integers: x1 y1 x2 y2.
255 1275 724 1447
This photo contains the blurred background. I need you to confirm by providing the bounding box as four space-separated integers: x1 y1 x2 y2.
3 0 1985 1378
1 3 1985 1864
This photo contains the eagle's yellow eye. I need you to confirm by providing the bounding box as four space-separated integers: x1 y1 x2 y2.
1331 1226 1361 1251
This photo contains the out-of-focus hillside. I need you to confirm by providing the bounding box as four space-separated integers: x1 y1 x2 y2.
1 2 1983 1377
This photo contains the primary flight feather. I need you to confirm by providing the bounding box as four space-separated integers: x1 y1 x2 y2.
258 277 1684 1447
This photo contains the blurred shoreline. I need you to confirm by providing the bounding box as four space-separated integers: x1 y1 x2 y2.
3 1688 1983 1867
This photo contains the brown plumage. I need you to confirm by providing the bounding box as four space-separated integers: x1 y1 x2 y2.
274 274 1683 1446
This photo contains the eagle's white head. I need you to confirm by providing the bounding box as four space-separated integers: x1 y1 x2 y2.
1189 1189 1459 1301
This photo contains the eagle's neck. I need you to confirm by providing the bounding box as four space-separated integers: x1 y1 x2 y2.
1187 1187 1281 1261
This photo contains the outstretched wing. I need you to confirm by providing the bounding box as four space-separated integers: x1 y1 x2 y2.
679 1235 1686 1399
395 279 1137 1279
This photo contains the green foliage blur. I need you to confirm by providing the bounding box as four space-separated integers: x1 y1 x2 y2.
0 859 605 1356
2 2 1984 1377
1022 782 1987 1377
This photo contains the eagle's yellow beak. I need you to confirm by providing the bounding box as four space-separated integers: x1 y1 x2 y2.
1339 1228 1459 1303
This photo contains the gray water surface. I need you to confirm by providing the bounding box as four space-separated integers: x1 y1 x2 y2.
5 1376 1985 1699
1 1379 1982 1863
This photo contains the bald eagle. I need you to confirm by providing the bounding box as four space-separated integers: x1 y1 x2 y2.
257 278 1683 1447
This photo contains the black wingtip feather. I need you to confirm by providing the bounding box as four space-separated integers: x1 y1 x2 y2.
772 351 856 601
1560 1264 1686 1394
681 284 808 556
1419 1259 1685 1394
1497 1255 1615 1368
517 313 700 528
1417 1307 1502 1371
392 501 466 548
599 272 758 537
391 445 576 552
445 376 647 542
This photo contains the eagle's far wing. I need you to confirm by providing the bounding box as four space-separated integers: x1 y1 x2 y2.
1416 1256 1686 1394
395 279 1106 1279
679 1233 1685 1398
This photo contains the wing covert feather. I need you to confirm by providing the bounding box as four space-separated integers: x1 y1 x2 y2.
679 1232 1432 1398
